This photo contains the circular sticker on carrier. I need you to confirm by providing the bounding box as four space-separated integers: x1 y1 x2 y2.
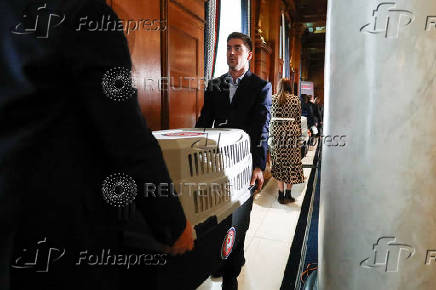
162 132 206 137
221 227 236 259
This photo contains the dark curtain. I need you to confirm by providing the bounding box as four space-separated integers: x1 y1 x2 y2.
241 0 249 36
204 0 221 80
284 23 290 78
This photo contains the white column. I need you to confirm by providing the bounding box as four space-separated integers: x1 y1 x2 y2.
320 0 436 289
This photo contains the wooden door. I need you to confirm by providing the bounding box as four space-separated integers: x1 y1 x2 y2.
108 0 163 130
167 0 204 129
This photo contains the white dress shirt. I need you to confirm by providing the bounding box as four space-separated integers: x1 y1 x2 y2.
227 71 247 103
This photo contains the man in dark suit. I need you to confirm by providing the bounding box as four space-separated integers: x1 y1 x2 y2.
196 32 272 289
301 94 315 129
309 95 322 132
1 1 192 289
314 96 324 131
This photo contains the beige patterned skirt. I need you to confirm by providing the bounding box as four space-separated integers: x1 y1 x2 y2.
269 120 304 184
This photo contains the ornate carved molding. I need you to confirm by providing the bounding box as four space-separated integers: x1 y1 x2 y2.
255 31 272 54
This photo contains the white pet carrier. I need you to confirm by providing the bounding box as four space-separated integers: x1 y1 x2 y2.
152 128 253 228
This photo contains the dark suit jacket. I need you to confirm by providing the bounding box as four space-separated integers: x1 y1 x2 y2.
302 100 315 128
195 71 272 170
309 102 322 126
1 1 185 289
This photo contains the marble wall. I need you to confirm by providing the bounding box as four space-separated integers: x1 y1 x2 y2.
319 0 436 289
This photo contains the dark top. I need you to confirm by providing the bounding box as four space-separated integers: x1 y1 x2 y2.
317 103 324 122
301 100 315 128
1 1 185 289
195 71 272 170
309 102 321 126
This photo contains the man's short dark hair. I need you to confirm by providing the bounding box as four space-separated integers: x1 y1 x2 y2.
227 32 252 51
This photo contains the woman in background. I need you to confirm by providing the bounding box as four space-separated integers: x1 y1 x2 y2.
269 79 304 204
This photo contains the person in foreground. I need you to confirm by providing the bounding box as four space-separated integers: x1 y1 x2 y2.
196 32 272 290
1 1 192 289
269 79 305 204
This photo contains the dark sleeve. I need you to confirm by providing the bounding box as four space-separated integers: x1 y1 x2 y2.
249 82 272 170
195 81 215 128
303 103 315 128
66 2 186 246
312 103 320 124
316 104 323 123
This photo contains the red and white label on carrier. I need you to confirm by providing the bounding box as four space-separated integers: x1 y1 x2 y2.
221 227 236 259
162 132 206 137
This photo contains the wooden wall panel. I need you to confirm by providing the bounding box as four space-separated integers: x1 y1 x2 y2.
254 40 272 82
168 1 204 129
269 0 281 93
255 0 282 93
168 91 198 128
250 0 257 72
169 28 197 78
289 24 304 95
171 0 204 20
168 27 198 128
110 0 163 130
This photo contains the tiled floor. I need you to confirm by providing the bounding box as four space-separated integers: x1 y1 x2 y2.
197 147 316 290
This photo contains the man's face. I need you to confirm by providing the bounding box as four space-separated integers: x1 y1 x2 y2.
227 38 252 71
